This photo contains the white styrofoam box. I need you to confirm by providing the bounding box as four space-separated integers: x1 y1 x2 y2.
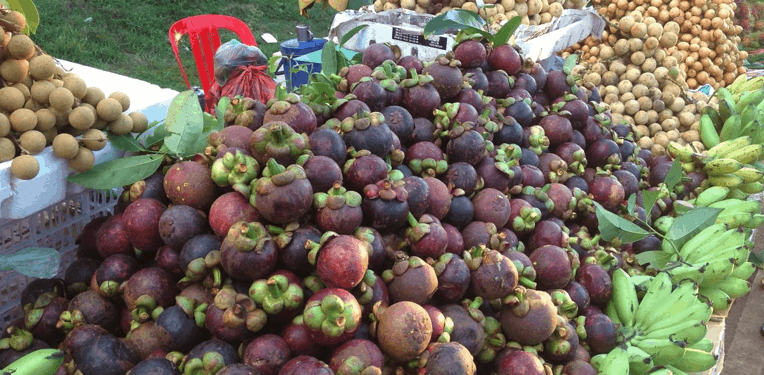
0 188 120 330
328 9 456 62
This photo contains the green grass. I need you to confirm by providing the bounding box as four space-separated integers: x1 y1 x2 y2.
30 0 337 91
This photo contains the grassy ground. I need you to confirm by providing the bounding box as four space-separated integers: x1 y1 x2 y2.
30 0 337 91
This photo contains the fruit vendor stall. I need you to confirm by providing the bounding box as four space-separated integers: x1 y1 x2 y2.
2 0 764 374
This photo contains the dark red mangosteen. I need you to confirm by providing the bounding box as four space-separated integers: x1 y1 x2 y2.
91 254 140 298
158 205 208 251
251 159 313 224
181 339 241 374
402 71 441 119
419 341 477 375
584 313 618 355
409 117 436 145
562 360 597 375
220 221 278 281
351 77 388 112
96 213 133 259
488 44 521 75
429 253 470 303
205 285 266 344
351 270 389 318
398 55 423 78
77 216 109 260
494 346 545 375
442 161 479 197
445 123 487 166
383 253 439 305
444 189 475 229
308 232 370 290
362 43 396 70
381 105 414 145
443 223 465 255
498 288 558 345
362 179 410 232
405 141 448 178
575 263 612 307
401 175 431 219
58 290 120 335
340 111 394 159
313 182 363 235
544 70 572 100
0 326 49 368
423 176 452 220
64 258 100 296
128 358 180 375
263 86 317 134
343 149 388 193
279 356 334 375
423 51 464 100
528 245 574 290
208 192 259 238
539 115 572 148
464 246 518 300
275 224 322 277
470 188 511 228
121 267 179 313
241 334 291 375
328 338 384 374
303 288 363 346
309 127 347 166
301 155 344 194
589 174 625 212
281 317 321 358
163 161 218 211
485 70 512 99
73 333 140 375
406 213 449 260
440 300 485 357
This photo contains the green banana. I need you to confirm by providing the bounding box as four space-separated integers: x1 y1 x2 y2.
716 211 755 227
735 90 764 113
672 320 710 345
740 181 764 194
634 272 673 330
731 262 757 280
734 167 764 183
699 114 721 149
598 346 630 375
725 144 764 164
740 104 760 127
665 365 691 375
703 106 724 131
590 353 607 370
728 187 750 200
717 88 737 122
653 216 675 234
0 348 64 375
719 115 742 142
694 186 730 206
665 262 706 284
690 337 714 352
633 337 687 366
716 276 751 299
732 76 764 94
690 245 747 265
640 318 706 341
670 347 719 373
704 158 743 176
705 136 751 158
684 229 746 264
605 300 622 327
679 222 727 259
708 173 745 188
698 286 731 312
699 257 736 286
739 119 762 144
612 269 638 328
638 280 699 333
708 198 747 209
745 214 764 229
733 245 751 266
624 344 655 375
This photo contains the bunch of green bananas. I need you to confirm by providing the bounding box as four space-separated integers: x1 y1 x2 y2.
699 86 764 148
679 136 764 191
692 186 764 228
596 271 719 374
728 75 764 99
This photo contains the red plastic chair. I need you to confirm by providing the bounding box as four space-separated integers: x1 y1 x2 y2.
168 15 257 109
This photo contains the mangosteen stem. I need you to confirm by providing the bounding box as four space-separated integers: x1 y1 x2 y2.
267 277 284 298
266 158 286 176
519 277 537 289
407 212 419 228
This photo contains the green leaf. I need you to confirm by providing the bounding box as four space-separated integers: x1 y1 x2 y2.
6 0 39 34
748 251 764 268
0 247 60 278
143 126 168 148
641 190 661 225
138 120 163 137
667 207 724 250
664 158 683 192
627 193 637 216
321 41 338 76
493 16 522 46
67 154 164 190
189 130 213 157
108 134 144 152
634 251 673 270
563 54 578 74
423 9 489 39
202 112 218 132
594 201 651 243
216 97 230 130
163 91 204 158
340 25 369 48
350 52 363 65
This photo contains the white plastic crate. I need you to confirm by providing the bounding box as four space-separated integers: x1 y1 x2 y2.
0 188 120 330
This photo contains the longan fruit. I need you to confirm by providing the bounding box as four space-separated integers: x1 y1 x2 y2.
23 98 41 111
92 118 108 131
82 129 106 151
49 87 75 111
53 107 72 127
68 147 94 172
108 113 133 135
2 11 27 31
108 92 130 112
29 54 56 80
80 103 97 118
0 86 24 113
19 130 46 154
30 81 54 104
63 75 88 100
52 133 79 159
82 87 105 107
0 113 9 137
35 108 56 131
69 106 95 130
10 108 37 132
10 154 39 180
0 58 28 83
7 34 34 60
0 137 14 162
128 112 149 133
96 98 123 122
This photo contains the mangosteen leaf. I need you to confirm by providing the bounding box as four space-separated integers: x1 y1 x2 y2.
493 16 522 47
663 159 683 193
142 125 169 148
215 97 230 131
340 24 369 48
321 41 339 76
563 54 578 75
202 112 218 132
593 202 650 244
108 134 145 153
423 9 490 40
641 190 661 225
67 154 164 190
667 207 723 251
164 90 205 158
0 247 59 278
626 193 637 216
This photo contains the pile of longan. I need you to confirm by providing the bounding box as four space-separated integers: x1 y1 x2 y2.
0 11 149 181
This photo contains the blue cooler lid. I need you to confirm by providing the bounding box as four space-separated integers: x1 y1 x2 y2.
280 38 326 57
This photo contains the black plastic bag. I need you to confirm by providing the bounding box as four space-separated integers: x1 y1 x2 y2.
214 39 267 86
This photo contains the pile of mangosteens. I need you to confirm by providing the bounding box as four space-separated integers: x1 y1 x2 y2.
0 32 698 375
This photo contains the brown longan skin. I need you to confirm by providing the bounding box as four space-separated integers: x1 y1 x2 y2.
96 98 123 122
68 147 95 172
52 133 79 159
128 112 149 133
10 108 37 132
82 129 106 151
0 113 9 137
49 87 75 111
19 130 46 154
109 92 130 112
10 154 39 180
29 55 56 80
69 106 95 130
0 137 15 162
82 87 105 107
35 108 56 131
109 113 133 135
0 87 25 112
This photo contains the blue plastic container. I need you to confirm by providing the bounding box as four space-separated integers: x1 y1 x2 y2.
279 38 326 91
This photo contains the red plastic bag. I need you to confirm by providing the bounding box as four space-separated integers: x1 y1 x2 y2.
207 65 275 112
